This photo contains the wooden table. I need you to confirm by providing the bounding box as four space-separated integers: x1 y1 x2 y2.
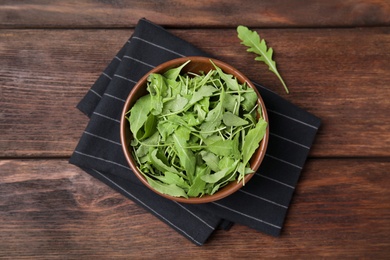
1 1 390 258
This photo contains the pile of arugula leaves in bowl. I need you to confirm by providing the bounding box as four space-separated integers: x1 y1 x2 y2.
122 57 268 203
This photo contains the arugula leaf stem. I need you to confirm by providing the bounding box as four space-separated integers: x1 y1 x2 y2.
218 129 225 140
136 140 169 147
233 100 239 115
185 145 207 149
248 103 259 115
197 70 215 88
229 126 234 140
198 126 227 134
132 148 142 165
232 124 252 138
186 72 200 77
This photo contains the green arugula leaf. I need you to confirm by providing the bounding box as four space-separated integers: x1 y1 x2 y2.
237 162 255 185
143 174 188 198
241 88 258 111
163 60 191 80
222 111 248 126
189 84 217 105
242 118 268 166
218 156 235 170
206 139 235 157
201 160 239 184
231 132 241 160
147 73 166 115
149 149 180 175
135 144 149 158
182 112 199 126
209 164 238 195
129 95 152 140
237 25 289 94
187 165 209 197
200 151 221 172
157 120 178 141
172 127 196 181
154 171 190 189
139 114 157 140
163 94 188 113
211 60 240 91
200 89 225 137
223 93 241 113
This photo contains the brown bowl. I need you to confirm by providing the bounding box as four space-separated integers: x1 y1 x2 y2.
120 56 269 204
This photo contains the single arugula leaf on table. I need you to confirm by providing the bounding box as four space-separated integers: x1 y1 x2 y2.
237 25 289 94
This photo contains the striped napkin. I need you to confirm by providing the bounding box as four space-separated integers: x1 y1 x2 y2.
70 18 321 245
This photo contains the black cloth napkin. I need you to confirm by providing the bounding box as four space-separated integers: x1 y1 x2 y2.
70 18 321 245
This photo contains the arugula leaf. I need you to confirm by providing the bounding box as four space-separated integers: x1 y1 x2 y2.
223 93 241 113
237 162 255 185
189 84 217 105
211 60 240 91
143 174 188 198
194 98 209 123
222 111 248 126
182 112 199 126
237 25 289 94
200 151 220 172
201 160 239 184
187 165 209 197
147 73 167 115
209 162 239 195
163 60 191 80
218 156 235 170
154 171 190 190
200 89 225 137
149 149 180 175
206 139 235 157
242 118 268 166
231 131 241 160
172 127 196 181
139 114 157 140
157 120 178 141
241 89 258 111
135 144 149 158
129 95 152 140
163 94 188 113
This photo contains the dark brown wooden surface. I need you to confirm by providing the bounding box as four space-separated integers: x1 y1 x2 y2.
1 0 390 28
1 1 390 258
1 159 389 258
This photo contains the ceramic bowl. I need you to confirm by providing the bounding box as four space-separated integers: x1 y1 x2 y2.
120 56 269 204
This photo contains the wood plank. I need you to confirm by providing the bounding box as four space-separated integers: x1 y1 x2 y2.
0 158 389 258
1 0 390 29
1 28 389 157
0 29 129 157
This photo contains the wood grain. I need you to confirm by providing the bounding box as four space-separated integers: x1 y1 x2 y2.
0 159 388 258
1 0 389 258
1 28 390 157
1 0 390 29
